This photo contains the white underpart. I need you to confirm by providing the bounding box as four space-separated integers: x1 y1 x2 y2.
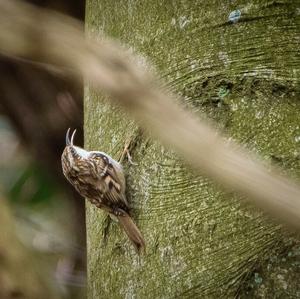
74 146 90 159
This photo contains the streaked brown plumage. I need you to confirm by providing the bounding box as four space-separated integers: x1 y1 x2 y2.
61 128 145 253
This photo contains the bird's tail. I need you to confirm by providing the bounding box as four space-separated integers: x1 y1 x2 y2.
117 213 145 254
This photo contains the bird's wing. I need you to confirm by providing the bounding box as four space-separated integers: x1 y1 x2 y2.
91 153 129 211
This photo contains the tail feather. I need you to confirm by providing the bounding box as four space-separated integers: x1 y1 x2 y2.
117 213 145 253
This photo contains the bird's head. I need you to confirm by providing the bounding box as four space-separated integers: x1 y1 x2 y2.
61 128 90 176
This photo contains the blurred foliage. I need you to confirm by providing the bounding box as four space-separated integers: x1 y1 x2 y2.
0 0 86 297
0 116 60 206
8 162 60 205
0 193 60 299
0 117 85 298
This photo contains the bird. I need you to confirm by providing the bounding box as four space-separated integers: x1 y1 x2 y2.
61 128 145 253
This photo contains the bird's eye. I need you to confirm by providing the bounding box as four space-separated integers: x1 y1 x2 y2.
69 147 81 159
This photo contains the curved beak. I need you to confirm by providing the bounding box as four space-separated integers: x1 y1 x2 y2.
66 128 71 146
66 128 77 146
71 129 76 146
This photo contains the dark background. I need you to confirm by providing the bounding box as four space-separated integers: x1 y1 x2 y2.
0 1 86 298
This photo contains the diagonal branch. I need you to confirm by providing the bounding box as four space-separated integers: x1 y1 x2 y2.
1 0 300 228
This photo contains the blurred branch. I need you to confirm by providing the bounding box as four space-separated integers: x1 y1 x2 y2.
1 0 300 228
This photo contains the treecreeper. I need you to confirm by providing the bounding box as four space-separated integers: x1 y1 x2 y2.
61 128 145 253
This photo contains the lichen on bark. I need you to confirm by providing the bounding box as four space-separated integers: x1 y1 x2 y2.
85 1 300 297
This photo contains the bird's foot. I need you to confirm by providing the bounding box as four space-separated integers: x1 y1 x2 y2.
118 138 138 165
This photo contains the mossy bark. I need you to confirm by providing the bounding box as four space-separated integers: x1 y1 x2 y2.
85 1 300 298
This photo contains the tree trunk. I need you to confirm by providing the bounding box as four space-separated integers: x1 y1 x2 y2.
85 1 300 297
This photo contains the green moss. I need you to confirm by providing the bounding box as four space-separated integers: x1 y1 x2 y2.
85 1 300 298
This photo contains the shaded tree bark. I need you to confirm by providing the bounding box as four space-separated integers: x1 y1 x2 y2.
85 1 300 298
